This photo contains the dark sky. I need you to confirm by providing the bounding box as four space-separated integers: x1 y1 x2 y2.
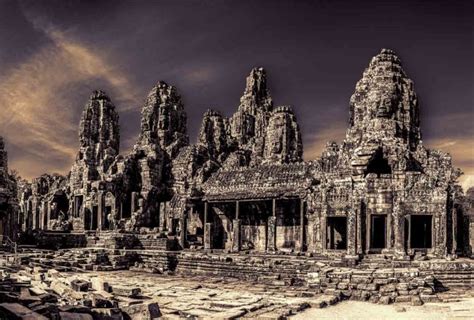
0 0 472 188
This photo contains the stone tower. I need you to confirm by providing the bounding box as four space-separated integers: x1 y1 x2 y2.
263 106 303 164
348 48 421 150
198 109 230 162
230 67 273 146
137 81 188 160
70 90 120 189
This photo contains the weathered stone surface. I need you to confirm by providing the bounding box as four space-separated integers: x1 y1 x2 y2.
13 49 471 272
0 136 18 241
70 90 120 189
263 105 303 164
137 81 188 159
198 109 231 163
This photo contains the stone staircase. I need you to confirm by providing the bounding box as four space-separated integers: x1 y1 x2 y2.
431 269 474 290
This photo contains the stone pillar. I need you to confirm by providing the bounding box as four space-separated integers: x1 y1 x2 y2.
232 219 241 252
365 213 371 254
298 198 305 252
346 208 357 256
204 202 211 249
236 201 240 219
98 191 105 230
407 215 411 253
393 198 405 257
39 201 46 230
131 192 138 213
356 201 363 255
46 202 51 230
204 222 212 250
26 201 31 230
31 201 37 230
267 216 276 252
451 207 457 255
179 213 187 248
159 202 166 232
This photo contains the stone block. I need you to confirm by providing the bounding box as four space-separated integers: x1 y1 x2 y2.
112 286 141 298
395 295 411 303
0 303 48 320
411 296 423 306
378 296 393 305
121 302 161 320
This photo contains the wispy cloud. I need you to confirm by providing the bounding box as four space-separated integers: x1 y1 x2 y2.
0 12 141 180
303 121 347 161
424 137 474 191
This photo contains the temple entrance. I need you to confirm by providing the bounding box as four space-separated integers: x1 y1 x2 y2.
370 215 386 250
92 206 98 230
326 217 347 249
74 195 83 217
84 207 99 231
210 203 235 250
121 193 132 219
410 215 432 249
104 206 112 229
84 209 91 230
276 199 301 250
240 201 270 252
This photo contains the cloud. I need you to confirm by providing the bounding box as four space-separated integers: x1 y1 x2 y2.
303 121 347 160
424 137 474 191
0 13 141 180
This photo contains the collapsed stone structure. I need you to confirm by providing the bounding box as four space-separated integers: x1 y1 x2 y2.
0 137 17 241
15 49 472 260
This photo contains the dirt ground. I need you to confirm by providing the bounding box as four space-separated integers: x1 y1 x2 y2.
293 298 474 320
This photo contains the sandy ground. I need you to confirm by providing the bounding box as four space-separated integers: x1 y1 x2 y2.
293 298 474 320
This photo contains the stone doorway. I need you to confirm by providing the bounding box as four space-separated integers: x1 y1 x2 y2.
104 206 112 229
326 217 347 250
370 215 386 250
410 215 432 249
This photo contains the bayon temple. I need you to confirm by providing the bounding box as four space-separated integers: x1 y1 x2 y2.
2 49 474 261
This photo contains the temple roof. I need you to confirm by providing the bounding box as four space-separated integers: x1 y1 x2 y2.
203 163 317 201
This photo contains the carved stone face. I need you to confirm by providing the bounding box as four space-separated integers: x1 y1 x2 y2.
376 96 392 118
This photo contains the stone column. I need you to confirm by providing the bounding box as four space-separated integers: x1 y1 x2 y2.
267 216 276 252
451 207 457 255
393 197 405 257
298 198 305 252
204 223 212 250
407 215 411 253
346 208 357 257
232 219 241 252
98 191 105 230
356 201 363 255
179 213 187 249
46 202 51 230
31 201 37 230
39 201 46 230
365 214 371 254
204 202 211 249
232 201 241 252
131 192 138 213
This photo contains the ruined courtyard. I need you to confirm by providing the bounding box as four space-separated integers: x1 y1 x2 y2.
0 48 473 319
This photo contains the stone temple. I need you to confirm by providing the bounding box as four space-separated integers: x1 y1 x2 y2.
0 48 473 318
8 49 472 260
